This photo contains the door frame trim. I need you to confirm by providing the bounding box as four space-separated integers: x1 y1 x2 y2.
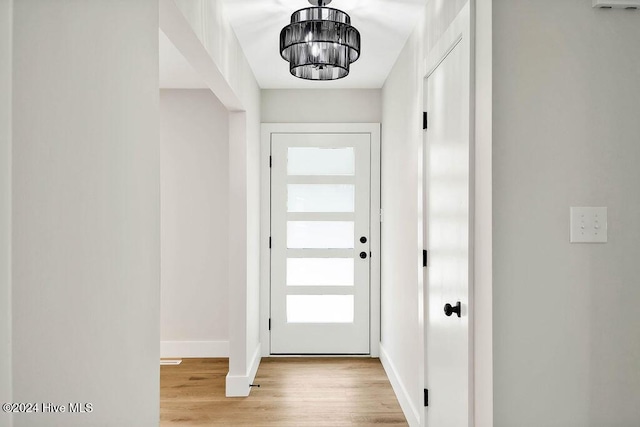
260 123 381 357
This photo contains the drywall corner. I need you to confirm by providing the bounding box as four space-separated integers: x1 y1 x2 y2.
225 343 261 397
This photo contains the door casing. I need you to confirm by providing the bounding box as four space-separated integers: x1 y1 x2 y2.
260 123 381 357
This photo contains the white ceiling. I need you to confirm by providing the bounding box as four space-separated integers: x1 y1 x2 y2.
159 29 208 89
222 0 428 89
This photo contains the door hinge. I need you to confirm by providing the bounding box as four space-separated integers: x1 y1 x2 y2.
269 155 272 168
380 208 384 223
268 318 271 331
423 250 428 267
423 112 428 130
269 236 272 249
424 389 429 407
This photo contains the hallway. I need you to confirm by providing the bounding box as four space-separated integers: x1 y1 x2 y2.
4 1 640 426
161 358 407 426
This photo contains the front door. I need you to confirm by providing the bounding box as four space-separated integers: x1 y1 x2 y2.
270 133 371 354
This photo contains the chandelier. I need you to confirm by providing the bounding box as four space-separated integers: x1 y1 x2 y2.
279 0 361 81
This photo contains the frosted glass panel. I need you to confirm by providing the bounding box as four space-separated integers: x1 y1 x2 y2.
288 221 354 249
288 147 355 176
287 295 354 323
287 258 354 286
288 184 355 212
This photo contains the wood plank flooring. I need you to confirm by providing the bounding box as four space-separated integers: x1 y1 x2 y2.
160 358 408 426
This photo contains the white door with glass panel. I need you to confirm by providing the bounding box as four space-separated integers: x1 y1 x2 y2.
270 133 370 354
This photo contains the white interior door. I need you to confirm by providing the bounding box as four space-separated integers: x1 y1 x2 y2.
270 133 371 354
424 4 472 426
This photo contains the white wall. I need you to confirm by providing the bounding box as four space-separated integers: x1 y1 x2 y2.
261 89 382 123
11 1 159 426
0 1 12 426
160 89 229 357
493 1 640 426
380 30 424 426
168 0 262 396
380 0 470 425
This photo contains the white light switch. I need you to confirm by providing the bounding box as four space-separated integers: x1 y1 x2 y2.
570 207 608 243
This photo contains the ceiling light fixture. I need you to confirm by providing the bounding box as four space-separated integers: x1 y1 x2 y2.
280 0 361 81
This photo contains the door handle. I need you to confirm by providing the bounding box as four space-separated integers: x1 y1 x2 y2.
444 302 461 318
360 236 367 244
359 252 368 259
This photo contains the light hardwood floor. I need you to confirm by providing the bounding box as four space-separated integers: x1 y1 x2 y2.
160 357 408 426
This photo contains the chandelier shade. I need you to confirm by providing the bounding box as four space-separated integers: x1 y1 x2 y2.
280 2 361 81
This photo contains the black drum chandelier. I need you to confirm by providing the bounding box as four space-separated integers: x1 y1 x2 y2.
279 0 361 81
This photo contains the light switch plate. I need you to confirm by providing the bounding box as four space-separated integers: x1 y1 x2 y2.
593 0 640 9
570 207 608 243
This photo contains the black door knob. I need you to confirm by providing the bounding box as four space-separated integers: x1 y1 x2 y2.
444 302 461 318
360 236 367 244
359 252 367 259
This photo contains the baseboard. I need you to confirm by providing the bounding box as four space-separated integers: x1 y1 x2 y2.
379 343 421 427
225 343 262 397
160 340 229 358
